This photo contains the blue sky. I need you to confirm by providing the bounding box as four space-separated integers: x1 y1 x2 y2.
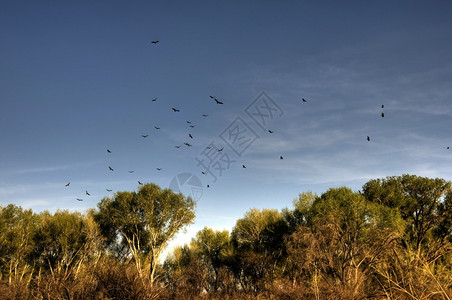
1 1 452 252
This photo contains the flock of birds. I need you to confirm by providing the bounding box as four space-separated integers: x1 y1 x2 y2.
65 91 385 202
64 91 235 201
63 41 450 202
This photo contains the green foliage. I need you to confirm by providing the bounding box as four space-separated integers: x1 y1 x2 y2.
231 208 289 293
286 187 405 297
283 191 317 233
93 183 196 284
31 210 101 273
363 174 452 259
0 204 39 282
191 227 230 270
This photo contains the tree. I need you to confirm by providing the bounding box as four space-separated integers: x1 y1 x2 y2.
363 174 452 260
286 187 404 298
31 210 101 280
0 204 39 285
231 208 289 293
94 183 196 286
283 191 317 233
190 227 231 291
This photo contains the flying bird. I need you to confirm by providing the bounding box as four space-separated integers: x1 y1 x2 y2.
280 156 283 160
138 181 143 185
189 125 195 128
129 170 134 173
209 95 215 99
109 166 114 171
151 40 159 44
107 149 111 153
202 114 208 117
152 98 157 102
242 165 246 168
65 182 70 187
206 146 212 149
86 191 90 196
106 189 112 192
367 136 370 141
76 198 83 201
447 147 450 149
381 104 384 108
172 108 180 112
207 184 210 188
186 121 191 124
381 113 384 117
175 145 181 148
302 98 307 102
155 126 160 130
189 133 193 139
202 171 206 175
218 147 224 152
268 130 274 133
184 142 192 146
156 168 162 171
214 98 223 104
141 134 149 138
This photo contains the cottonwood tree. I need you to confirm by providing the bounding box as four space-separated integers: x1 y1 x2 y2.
94 183 196 286
362 174 452 261
231 208 289 293
190 227 231 291
0 204 39 285
286 187 403 298
31 210 101 281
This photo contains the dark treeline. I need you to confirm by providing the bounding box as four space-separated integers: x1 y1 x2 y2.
1 175 451 299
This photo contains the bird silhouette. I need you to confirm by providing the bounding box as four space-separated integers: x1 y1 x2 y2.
202 114 208 117
189 125 195 128
202 171 206 175
107 149 111 153
381 113 384 117
155 126 160 130
214 98 223 104
106 189 112 192
302 98 307 102
381 104 384 108
218 147 224 152
268 130 274 133
65 182 70 187
367 136 370 141
175 145 181 148
141 134 149 138
156 168 162 171
242 164 246 168
172 108 180 112
206 146 212 149
152 98 157 102
109 166 114 171
209 95 215 99
184 142 192 146
86 191 90 196
207 184 210 188
186 121 191 124
151 40 159 44
189 133 193 139
76 198 83 201
447 147 450 149
280 156 283 159
129 170 134 173
138 181 143 185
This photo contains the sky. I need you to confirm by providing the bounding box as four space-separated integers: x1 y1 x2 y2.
1 0 452 256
